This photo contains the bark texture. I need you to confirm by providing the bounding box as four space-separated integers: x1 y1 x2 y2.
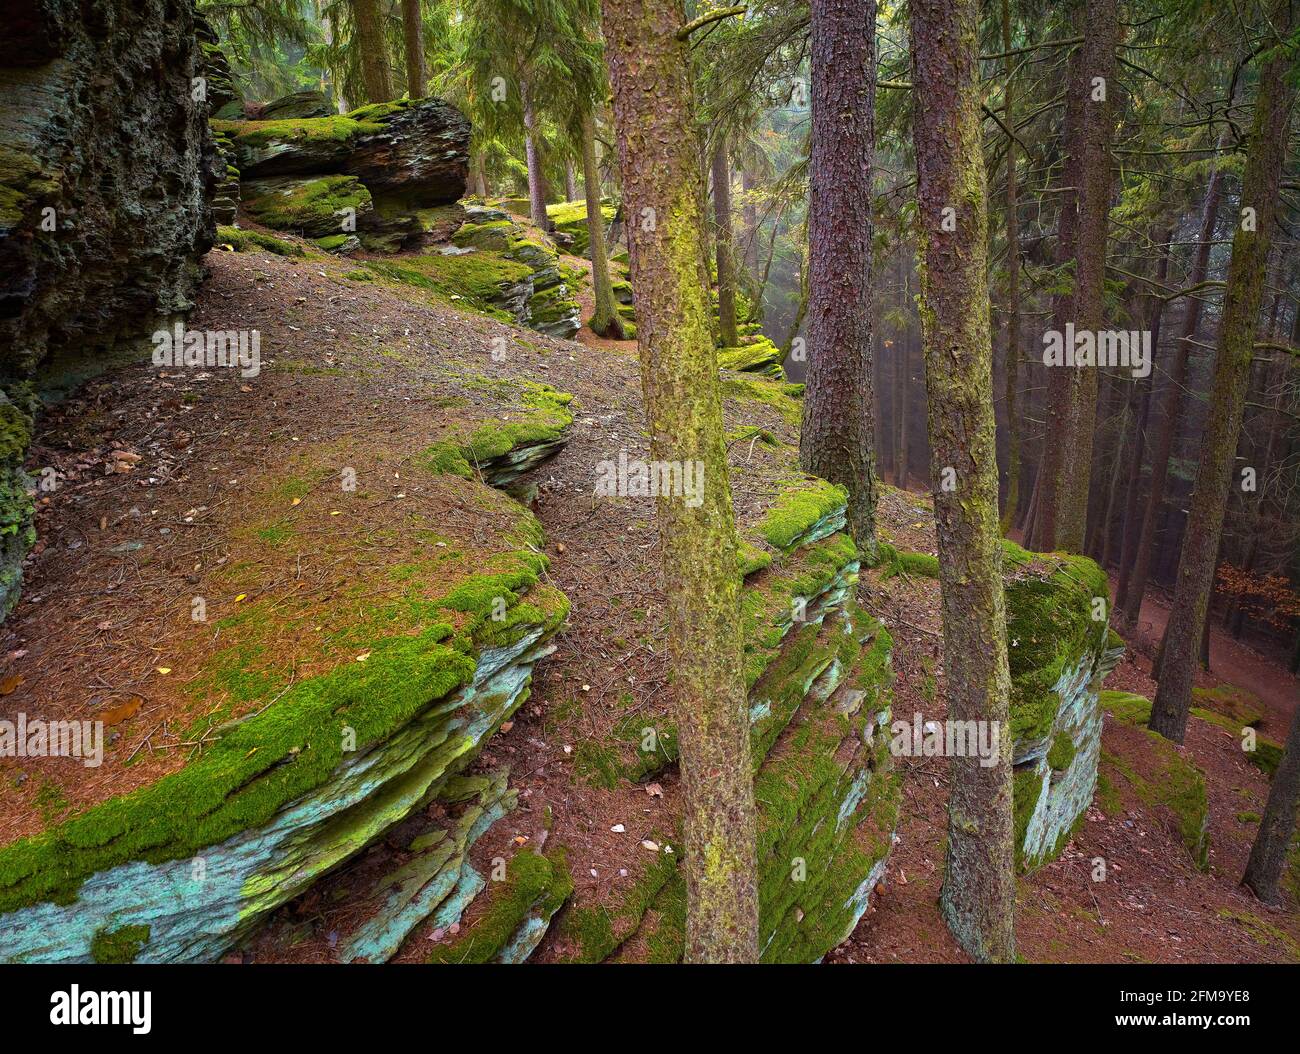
1054 0 1118 552
351 0 394 103
401 0 425 98
799 0 879 560
909 0 1016 963
600 0 759 962
711 137 739 348
1150 37 1296 741
998 0 1022 533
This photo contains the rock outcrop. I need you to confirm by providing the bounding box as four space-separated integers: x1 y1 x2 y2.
0 0 221 615
213 99 471 253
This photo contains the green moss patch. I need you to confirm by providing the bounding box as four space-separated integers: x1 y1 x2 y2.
754 477 847 553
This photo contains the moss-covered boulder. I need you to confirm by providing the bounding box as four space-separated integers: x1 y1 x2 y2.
254 90 332 121
545 198 618 257
719 336 785 379
242 175 372 240
1005 548 1122 871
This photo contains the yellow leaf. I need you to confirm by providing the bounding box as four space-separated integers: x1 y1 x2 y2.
234 593 246 603
156 667 171 675
291 497 301 506
0 674 24 696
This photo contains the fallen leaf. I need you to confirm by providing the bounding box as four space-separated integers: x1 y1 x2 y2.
641 839 660 852
156 667 171 675
0 674 24 695
100 698 143 726
645 783 664 798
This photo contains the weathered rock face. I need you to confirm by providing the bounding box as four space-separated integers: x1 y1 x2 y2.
214 99 470 253
1005 550 1122 871
0 0 220 615
252 89 330 121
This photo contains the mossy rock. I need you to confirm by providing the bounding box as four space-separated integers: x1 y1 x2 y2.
214 225 305 257
719 336 784 379
545 198 618 257
242 175 372 239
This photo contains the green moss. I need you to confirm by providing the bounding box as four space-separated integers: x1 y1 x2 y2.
1101 693 1210 870
874 541 940 579
754 477 847 552
427 848 572 963
721 374 805 426
1216 908 1300 959
90 924 151 964
718 337 784 378
365 252 532 322
0 461 569 914
1237 811 1261 824
546 198 617 256
553 848 678 962
215 225 305 257
1047 732 1077 772
243 176 371 238
1005 553 1110 745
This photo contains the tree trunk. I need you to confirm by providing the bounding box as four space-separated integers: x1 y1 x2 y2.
893 253 911 486
1149 36 1296 742
581 110 626 339
999 0 1022 533
471 152 488 198
522 82 550 228
1115 225 1173 613
600 0 759 963
1029 7 1084 553
401 0 425 98
910 0 1016 964
799 0 879 561
711 137 739 348
1243 698 1300 903
1055 0 1119 553
1121 142 1228 630
351 0 394 104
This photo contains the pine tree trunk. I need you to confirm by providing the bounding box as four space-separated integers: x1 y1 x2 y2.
1243 697 1300 902
581 110 625 339
1030 8 1084 553
711 137 739 348
401 0 424 98
522 82 549 228
1149 36 1296 742
893 254 911 486
999 0 1022 533
351 0 394 104
910 0 1016 964
600 0 759 963
1115 226 1173 614
1055 0 1119 552
800 0 879 561
1121 144 1228 629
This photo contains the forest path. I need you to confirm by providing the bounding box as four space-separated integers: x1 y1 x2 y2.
1116 585 1299 738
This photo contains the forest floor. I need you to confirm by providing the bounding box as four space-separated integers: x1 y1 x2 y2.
2 224 1297 963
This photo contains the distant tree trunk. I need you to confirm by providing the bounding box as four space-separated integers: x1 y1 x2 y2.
1150 38 1296 742
471 152 488 198
800 0 879 561
1121 141 1228 630
565 159 578 201
910 0 1016 964
581 111 626 339
999 0 1022 533
711 137 740 348
1055 0 1119 553
522 82 550 228
601 0 759 963
1243 698 1300 903
742 157 759 273
1029 7 1084 553
1115 226 1174 614
893 253 911 486
351 0 394 103
401 0 425 98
